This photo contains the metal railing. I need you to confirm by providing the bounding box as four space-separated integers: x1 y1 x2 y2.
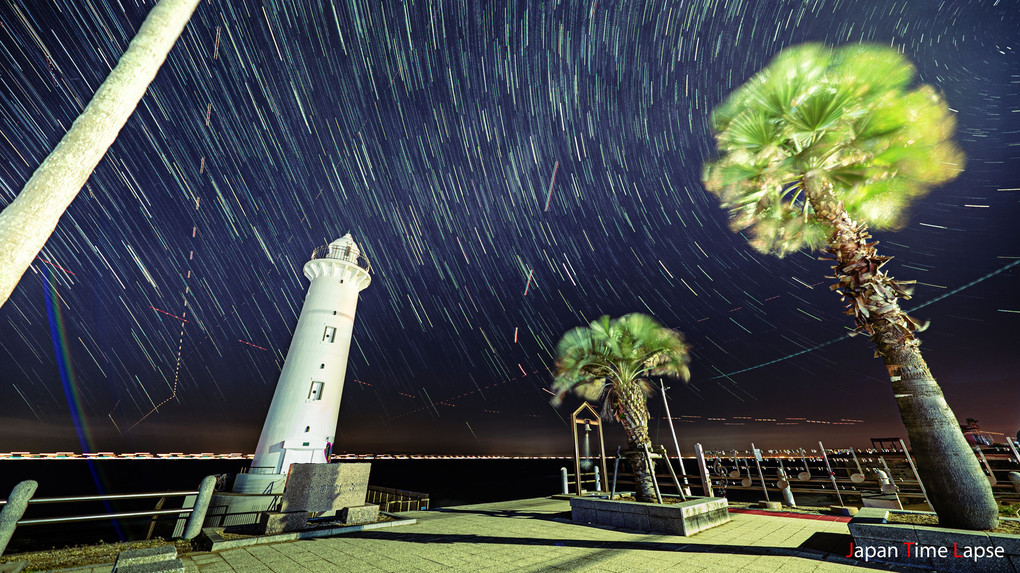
243 465 280 476
560 467 602 494
0 476 217 556
1 491 198 526
576 441 1020 509
365 486 429 512
310 244 372 273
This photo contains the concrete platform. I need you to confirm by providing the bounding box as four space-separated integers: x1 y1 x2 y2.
570 495 730 536
59 497 954 572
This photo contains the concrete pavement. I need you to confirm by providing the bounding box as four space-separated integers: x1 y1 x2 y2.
68 497 923 572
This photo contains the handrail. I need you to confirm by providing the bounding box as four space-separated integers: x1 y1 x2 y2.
0 491 198 506
310 244 372 273
243 465 281 475
0 476 218 554
19 507 193 526
1 489 201 527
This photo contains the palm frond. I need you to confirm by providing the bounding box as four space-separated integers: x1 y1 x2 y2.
703 43 964 255
787 86 854 134
723 111 778 152
549 314 691 424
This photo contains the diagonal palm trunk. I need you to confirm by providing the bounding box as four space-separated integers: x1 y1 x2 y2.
617 380 658 502
0 0 201 309
810 184 998 530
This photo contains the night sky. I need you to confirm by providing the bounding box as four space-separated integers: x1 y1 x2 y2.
0 0 1017 456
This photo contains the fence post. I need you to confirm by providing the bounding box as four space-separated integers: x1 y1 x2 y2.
0 480 37 556
895 439 933 511
694 443 713 497
818 441 844 507
594 466 601 492
560 467 569 495
750 443 770 503
182 476 216 540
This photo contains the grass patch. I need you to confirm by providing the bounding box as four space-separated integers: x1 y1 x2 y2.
887 512 1020 535
0 538 193 572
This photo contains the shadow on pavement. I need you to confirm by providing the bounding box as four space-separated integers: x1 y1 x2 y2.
433 507 573 521
337 530 913 571
798 531 853 555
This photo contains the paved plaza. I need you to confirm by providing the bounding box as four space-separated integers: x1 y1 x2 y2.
68 497 923 572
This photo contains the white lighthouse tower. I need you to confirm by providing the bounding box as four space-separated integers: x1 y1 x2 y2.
233 233 371 494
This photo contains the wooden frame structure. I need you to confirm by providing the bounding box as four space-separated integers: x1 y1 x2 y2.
571 403 609 495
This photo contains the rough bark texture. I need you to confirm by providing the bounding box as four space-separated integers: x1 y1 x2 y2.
616 381 657 502
811 188 998 530
0 0 201 308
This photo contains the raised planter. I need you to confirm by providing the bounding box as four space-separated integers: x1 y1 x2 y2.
847 508 1020 572
570 495 729 536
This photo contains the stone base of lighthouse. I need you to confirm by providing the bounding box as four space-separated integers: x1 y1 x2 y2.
233 441 330 494
204 462 376 530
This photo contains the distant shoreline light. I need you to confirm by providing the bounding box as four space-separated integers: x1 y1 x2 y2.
0 453 577 460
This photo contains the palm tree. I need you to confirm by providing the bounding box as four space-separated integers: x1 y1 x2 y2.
551 313 690 502
0 0 201 309
703 44 997 530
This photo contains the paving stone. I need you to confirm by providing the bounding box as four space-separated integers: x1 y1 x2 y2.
259 510 308 534
184 497 1020 572
114 545 177 568
113 558 185 573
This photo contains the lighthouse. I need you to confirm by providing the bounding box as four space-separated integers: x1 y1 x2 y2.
233 233 371 494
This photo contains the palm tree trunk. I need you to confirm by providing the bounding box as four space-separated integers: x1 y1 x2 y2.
617 381 657 502
0 0 201 309
817 201 998 530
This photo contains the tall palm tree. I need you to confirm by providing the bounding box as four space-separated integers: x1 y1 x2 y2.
0 0 201 309
551 313 690 502
703 44 997 530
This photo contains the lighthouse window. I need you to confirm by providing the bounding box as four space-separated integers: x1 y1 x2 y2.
322 326 336 343
308 381 324 401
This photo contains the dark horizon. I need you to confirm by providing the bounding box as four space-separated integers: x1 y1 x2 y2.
0 1 1017 457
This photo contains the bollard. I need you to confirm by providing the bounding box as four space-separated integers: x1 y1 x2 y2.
1009 472 1020 494
183 475 216 540
561 467 569 495
594 466 601 492
777 467 796 508
0 480 37 556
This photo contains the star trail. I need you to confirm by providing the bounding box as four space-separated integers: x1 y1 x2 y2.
0 0 1017 455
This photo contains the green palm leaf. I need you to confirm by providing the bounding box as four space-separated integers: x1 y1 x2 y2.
787 86 853 134
550 314 690 421
703 43 963 256
725 112 778 151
